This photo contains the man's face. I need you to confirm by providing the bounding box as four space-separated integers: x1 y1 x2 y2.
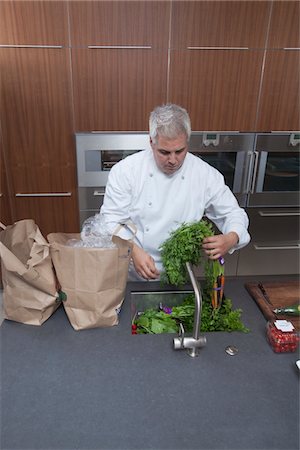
150 133 188 175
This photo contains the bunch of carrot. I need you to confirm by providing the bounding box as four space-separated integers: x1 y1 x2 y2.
211 257 225 309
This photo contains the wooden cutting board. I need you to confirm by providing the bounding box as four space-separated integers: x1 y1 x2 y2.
245 281 300 331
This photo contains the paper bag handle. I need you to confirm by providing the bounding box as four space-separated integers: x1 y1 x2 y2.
114 220 137 239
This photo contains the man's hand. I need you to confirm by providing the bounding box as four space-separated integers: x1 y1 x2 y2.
202 232 239 260
132 244 160 280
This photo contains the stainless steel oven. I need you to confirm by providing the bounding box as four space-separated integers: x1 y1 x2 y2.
75 132 150 225
189 132 255 207
247 133 300 207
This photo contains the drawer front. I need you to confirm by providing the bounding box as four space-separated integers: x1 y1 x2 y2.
247 208 300 241
237 242 300 275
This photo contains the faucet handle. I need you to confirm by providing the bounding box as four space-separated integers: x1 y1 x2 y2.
174 322 186 350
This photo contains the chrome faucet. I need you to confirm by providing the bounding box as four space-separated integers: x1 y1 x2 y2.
173 262 207 357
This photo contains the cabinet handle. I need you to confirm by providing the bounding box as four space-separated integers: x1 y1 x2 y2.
93 191 105 196
283 47 300 50
259 211 300 217
15 192 72 197
0 44 63 49
88 45 152 49
254 244 300 250
187 46 249 50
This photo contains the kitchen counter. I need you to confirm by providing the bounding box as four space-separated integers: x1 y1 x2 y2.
1 275 299 450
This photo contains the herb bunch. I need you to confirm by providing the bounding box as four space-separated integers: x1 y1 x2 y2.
159 220 214 286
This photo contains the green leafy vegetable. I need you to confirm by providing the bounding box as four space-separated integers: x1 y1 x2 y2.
159 220 214 286
135 293 249 334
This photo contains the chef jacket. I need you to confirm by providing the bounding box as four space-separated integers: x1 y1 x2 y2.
101 148 250 279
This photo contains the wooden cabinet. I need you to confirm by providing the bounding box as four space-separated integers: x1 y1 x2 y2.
69 1 170 48
0 1 79 235
267 1 300 49
169 49 263 131
256 2 300 131
0 150 13 226
169 1 270 131
170 1 271 48
0 1 69 46
256 50 300 131
69 1 170 131
72 48 168 131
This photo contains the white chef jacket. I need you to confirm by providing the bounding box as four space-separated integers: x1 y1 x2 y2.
101 148 250 280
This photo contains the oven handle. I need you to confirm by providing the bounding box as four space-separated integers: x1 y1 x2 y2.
93 191 105 197
250 151 259 194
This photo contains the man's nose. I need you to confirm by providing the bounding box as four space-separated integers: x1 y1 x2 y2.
168 153 176 164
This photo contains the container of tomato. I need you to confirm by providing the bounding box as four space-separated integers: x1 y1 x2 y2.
266 320 299 353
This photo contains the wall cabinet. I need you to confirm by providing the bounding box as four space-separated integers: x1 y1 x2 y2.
69 1 170 48
69 1 170 131
0 1 69 46
256 50 300 131
72 48 168 131
169 49 263 131
170 1 271 48
0 48 79 235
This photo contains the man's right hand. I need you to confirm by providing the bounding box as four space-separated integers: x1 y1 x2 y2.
131 244 160 280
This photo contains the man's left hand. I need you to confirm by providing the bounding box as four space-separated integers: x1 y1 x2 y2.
202 232 239 260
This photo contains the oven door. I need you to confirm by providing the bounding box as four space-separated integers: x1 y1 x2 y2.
248 133 300 207
189 133 255 207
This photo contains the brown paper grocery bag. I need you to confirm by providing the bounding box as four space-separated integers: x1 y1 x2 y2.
0 220 59 325
47 232 132 330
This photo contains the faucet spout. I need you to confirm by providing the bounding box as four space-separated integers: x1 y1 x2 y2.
173 262 207 357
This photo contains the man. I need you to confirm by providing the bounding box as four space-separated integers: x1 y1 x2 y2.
101 104 250 280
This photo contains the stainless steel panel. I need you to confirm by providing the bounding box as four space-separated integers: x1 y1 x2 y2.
78 186 105 227
248 191 299 207
256 133 300 151
78 186 105 211
247 207 300 241
189 133 255 152
237 207 300 275
237 242 300 275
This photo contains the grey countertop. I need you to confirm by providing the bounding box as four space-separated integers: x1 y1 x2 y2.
1 275 299 450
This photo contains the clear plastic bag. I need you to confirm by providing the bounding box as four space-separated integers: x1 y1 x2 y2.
67 214 116 248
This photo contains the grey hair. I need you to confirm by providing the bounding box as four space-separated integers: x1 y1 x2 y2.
149 104 191 144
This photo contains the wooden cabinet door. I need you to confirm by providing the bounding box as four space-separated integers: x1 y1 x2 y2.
0 0 69 46
168 1 270 131
267 1 300 49
0 150 13 226
70 1 170 131
72 48 168 131
256 50 300 131
169 49 263 131
69 1 170 48
0 48 79 234
171 1 271 48
256 2 300 131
